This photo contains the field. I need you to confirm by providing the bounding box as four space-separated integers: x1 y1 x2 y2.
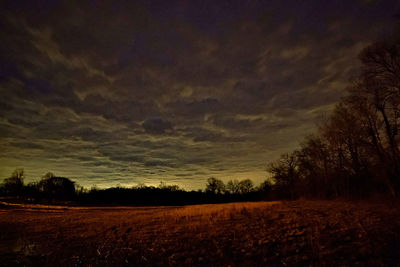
1 200 400 266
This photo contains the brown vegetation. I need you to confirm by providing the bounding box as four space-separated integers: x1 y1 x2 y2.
1 200 400 266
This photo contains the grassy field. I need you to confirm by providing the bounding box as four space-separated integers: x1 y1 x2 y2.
1 200 400 266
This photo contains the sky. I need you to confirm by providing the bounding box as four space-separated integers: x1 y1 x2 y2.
0 0 399 190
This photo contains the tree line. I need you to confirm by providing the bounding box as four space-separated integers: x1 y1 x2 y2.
0 168 274 205
268 37 400 199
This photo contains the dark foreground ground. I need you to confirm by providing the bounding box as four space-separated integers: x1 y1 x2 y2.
0 200 399 266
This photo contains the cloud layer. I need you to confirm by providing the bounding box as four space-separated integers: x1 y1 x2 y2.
0 0 399 189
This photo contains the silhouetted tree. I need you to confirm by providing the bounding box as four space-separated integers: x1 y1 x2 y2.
259 180 272 193
205 177 225 194
226 179 240 194
43 172 55 180
158 181 180 191
257 180 273 200
267 153 300 199
266 37 400 199
238 179 254 194
38 175 75 200
361 41 400 195
2 168 25 196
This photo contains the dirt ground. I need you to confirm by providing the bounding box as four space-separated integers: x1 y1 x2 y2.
0 200 399 266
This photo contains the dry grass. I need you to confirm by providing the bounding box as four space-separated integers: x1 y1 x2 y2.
1 200 400 266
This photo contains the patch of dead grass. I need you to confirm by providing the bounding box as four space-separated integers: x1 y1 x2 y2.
0 200 399 266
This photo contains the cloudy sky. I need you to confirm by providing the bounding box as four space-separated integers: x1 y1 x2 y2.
0 0 399 189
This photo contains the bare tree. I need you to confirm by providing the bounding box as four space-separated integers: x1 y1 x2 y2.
238 179 254 194
205 177 225 194
3 168 25 196
226 179 240 194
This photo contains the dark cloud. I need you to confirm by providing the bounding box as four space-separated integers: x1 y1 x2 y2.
175 173 193 177
142 118 173 134
68 127 113 142
107 154 144 163
210 115 254 130
97 144 146 164
167 98 222 117
144 160 176 168
190 129 245 143
10 141 43 149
